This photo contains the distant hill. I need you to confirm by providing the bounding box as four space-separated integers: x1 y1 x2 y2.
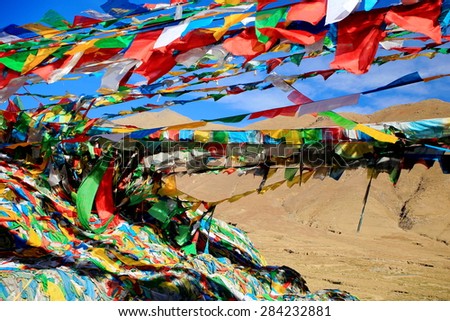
244 99 450 129
112 109 235 130
112 109 194 128
370 99 450 122
112 99 450 131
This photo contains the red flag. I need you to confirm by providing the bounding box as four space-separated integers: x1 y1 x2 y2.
301 69 337 80
74 48 121 69
223 27 277 61
386 0 442 44
61 135 90 143
249 105 300 120
287 0 326 25
95 160 116 223
223 168 237 175
0 65 20 90
226 86 245 95
32 57 66 81
259 27 327 46
124 29 177 83
6 98 20 113
287 90 314 105
3 99 20 122
257 0 277 10
134 49 176 84
168 29 218 53
390 46 422 54
180 75 197 83
331 9 387 74
266 57 284 73
72 16 103 28
124 29 162 61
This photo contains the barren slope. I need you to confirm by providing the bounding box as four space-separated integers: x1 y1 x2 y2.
177 165 450 300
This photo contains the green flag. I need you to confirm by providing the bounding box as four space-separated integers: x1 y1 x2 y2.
290 53 305 66
40 10 69 29
0 50 37 72
76 157 114 233
318 111 358 129
255 7 287 43
284 168 298 182
205 114 248 123
95 35 135 49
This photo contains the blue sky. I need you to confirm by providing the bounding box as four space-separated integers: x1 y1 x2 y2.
0 0 449 126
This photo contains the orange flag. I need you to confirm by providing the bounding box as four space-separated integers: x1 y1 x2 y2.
287 0 326 25
223 27 277 61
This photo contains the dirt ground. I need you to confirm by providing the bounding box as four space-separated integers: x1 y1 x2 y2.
177 165 450 301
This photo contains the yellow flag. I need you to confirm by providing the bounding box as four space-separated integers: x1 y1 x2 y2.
215 0 243 5
267 167 278 179
110 127 137 134
65 39 98 55
211 13 253 40
270 43 291 53
27 228 43 248
354 124 398 144
271 281 287 294
22 46 60 74
168 70 186 76
194 130 210 142
286 175 300 188
263 129 287 139
22 23 63 38
284 130 302 145
159 175 179 197
113 250 173 267
301 170 314 184
89 248 122 274
158 84 190 93
47 282 66 301
335 142 373 159
0 205 20 221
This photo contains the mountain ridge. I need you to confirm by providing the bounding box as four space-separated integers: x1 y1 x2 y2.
112 99 450 130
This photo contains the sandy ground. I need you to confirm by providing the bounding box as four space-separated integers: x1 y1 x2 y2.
177 165 450 300
121 99 450 300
